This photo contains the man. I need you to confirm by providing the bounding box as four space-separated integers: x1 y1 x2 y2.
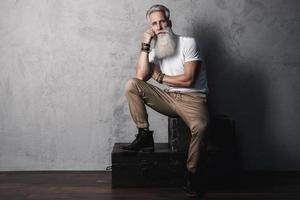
123 4 209 196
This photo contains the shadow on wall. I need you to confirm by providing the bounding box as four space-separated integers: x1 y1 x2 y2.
193 23 270 169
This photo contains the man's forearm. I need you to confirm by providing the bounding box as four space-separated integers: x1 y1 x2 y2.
136 51 151 81
162 74 194 87
135 29 155 81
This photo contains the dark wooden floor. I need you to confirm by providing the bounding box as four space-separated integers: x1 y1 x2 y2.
1 171 300 200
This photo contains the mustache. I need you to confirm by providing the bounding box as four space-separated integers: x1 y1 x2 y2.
156 29 170 35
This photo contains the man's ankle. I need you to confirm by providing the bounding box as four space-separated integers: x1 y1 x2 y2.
138 127 150 133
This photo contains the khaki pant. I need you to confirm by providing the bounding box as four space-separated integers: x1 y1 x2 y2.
125 78 209 173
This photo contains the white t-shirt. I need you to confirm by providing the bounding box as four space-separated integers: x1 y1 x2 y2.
149 36 208 93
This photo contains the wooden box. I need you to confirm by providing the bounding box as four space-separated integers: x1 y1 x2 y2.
111 143 186 188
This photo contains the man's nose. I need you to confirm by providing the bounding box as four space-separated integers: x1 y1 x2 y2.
157 23 162 30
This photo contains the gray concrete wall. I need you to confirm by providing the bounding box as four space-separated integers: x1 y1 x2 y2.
0 0 299 171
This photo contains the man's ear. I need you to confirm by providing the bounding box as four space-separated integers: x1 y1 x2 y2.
168 20 172 28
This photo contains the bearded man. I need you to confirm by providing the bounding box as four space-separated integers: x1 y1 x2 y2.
122 4 209 196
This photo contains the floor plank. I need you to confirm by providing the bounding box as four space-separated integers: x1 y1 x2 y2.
0 171 300 200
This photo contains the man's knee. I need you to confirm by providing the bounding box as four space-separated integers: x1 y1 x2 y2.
125 78 140 94
190 120 208 138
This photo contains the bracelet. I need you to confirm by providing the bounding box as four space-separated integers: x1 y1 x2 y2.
141 42 150 53
156 72 165 84
142 42 150 47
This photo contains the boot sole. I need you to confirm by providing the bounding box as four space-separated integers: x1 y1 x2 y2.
141 147 154 152
121 146 154 152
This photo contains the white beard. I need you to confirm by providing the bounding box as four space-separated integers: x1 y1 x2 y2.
154 28 177 59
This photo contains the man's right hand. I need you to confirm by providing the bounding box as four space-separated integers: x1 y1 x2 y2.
143 29 155 44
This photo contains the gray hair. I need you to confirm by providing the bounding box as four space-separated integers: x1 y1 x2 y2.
146 4 170 20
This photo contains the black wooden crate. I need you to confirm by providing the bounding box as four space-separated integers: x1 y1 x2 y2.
111 143 186 188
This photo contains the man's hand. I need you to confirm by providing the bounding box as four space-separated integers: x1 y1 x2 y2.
151 65 162 81
143 28 155 44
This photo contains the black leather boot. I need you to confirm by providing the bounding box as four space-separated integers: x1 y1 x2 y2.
183 171 205 198
122 128 154 152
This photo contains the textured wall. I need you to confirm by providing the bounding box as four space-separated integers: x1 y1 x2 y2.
0 0 299 170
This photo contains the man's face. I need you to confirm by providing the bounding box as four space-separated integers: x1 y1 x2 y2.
148 10 177 59
148 11 169 35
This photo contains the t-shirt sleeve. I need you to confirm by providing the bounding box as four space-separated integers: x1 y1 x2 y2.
184 38 202 63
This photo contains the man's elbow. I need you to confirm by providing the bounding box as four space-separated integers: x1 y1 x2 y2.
135 75 149 82
183 78 194 87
